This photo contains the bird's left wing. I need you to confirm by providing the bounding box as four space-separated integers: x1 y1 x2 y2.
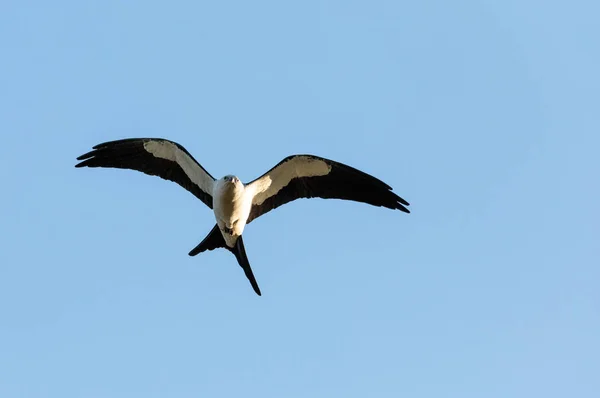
245 154 410 223
76 138 215 208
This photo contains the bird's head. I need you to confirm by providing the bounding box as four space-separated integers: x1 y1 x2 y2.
223 175 241 185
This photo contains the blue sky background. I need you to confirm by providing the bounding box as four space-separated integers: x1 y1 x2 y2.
0 1 598 397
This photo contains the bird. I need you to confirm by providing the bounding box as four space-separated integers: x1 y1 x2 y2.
75 138 410 296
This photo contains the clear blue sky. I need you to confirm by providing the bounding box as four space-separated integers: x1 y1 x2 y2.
1 1 598 397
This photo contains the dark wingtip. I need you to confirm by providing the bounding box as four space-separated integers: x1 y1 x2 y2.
74 158 93 168
397 198 410 213
397 196 410 207
92 139 127 150
388 191 410 213
75 148 99 167
76 149 97 160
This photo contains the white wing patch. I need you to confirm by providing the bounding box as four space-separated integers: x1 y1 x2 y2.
249 156 331 206
143 140 214 194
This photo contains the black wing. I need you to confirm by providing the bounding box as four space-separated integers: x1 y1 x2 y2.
245 154 409 223
76 138 215 208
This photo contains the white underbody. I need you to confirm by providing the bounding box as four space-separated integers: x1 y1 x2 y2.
212 177 254 247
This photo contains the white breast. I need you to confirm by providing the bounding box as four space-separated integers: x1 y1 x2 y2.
212 179 253 246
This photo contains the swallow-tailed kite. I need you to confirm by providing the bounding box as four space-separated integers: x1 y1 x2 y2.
75 138 410 295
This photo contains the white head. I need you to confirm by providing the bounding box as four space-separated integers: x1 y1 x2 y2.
218 175 244 198
223 175 241 184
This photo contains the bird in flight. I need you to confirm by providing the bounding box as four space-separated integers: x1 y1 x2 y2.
75 138 410 296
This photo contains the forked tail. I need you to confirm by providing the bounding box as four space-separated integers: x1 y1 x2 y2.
189 224 262 296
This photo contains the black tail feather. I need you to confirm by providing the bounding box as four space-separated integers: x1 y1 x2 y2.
189 226 262 296
188 224 226 256
230 236 261 296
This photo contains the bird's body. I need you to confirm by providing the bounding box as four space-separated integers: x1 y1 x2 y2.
76 137 410 296
212 176 251 247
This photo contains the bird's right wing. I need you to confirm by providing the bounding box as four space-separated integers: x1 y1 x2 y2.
245 154 410 223
76 138 215 208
